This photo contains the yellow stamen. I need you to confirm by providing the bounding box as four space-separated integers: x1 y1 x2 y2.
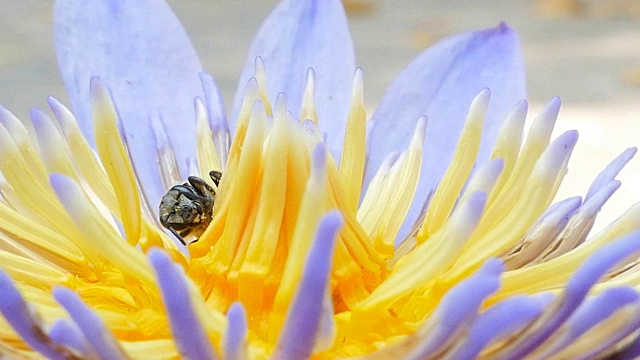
254 57 273 115
487 100 527 204
442 131 577 285
210 101 267 274
497 201 640 298
363 118 426 258
237 97 289 319
479 98 559 231
300 68 318 123
195 97 222 177
0 200 84 271
418 90 489 242
0 249 71 287
269 145 329 338
339 68 367 214
0 108 50 185
91 78 141 246
356 191 486 312
31 110 79 181
0 125 81 243
52 174 156 290
459 158 503 204
151 114 182 190
50 98 120 215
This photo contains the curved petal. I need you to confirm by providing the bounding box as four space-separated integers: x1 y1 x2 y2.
586 147 637 200
53 287 129 359
274 211 343 360
148 248 218 360
616 331 640 359
49 318 97 358
224 302 248 360
200 72 230 168
538 286 639 358
0 270 70 360
450 295 546 360
407 258 504 359
365 23 525 242
496 230 640 359
54 0 204 208
232 0 355 159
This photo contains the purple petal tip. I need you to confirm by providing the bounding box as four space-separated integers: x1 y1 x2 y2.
312 143 327 170
148 247 171 269
49 173 69 191
52 286 77 308
469 190 488 206
275 93 287 111
480 257 505 276
565 129 579 144
496 21 512 33
354 67 364 80
514 99 529 113
89 77 108 99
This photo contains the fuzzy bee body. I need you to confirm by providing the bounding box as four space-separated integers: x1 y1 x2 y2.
159 170 222 245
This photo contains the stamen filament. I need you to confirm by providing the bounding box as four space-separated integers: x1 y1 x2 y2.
442 130 578 285
151 114 182 190
339 69 366 214
196 97 222 177
418 90 489 242
300 68 318 124
91 78 141 246
48 97 120 216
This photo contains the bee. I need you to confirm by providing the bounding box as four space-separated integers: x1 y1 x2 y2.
159 170 222 245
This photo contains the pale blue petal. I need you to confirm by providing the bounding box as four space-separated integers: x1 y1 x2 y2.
232 0 355 159
565 301 640 359
537 196 582 225
503 198 581 270
365 23 525 243
49 318 97 358
200 72 230 168
53 287 128 359
274 211 343 360
586 147 637 200
225 302 248 360
0 270 68 360
615 332 640 359
409 258 504 358
54 0 204 208
528 287 638 358
200 72 227 134
450 295 545 360
560 287 637 348
572 180 621 244
148 248 218 360
501 230 640 359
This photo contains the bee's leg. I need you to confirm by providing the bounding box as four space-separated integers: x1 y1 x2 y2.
188 176 216 197
209 170 222 187
179 229 197 244
174 183 208 201
168 227 187 245
171 184 199 198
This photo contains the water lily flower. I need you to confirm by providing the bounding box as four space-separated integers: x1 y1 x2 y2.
0 0 639 358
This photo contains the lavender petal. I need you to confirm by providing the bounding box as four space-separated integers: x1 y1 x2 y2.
273 211 343 360
365 23 526 243
148 248 218 360
54 0 204 208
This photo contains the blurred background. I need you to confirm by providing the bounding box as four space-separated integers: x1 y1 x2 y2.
0 0 639 231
